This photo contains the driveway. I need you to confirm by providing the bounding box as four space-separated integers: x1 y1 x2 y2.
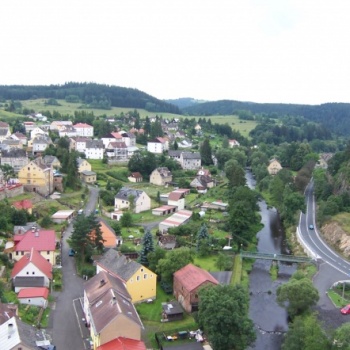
50 187 99 349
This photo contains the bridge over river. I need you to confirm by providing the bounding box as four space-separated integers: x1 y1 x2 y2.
240 251 315 264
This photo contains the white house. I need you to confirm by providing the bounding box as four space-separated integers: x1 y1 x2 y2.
115 187 151 213
74 123 94 137
30 127 48 140
147 137 168 154
11 248 52 293
85 140 104 159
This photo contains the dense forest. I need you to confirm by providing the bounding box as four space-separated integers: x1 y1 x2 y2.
181 99 350 137
0 83 180 114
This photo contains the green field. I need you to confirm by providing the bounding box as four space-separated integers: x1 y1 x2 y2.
1 99 257 138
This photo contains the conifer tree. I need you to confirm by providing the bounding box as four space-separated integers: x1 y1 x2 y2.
139 229 155 266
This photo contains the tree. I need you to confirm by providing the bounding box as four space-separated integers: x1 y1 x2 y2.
282 314 330 350
0 164 15 183
332 322 350 350
215 253 233 271
277 273 319 318
120 211 133 228
196 224 211 256
173 139 179 150
197 284 256 350
147 246 166 273
157 247 193 283
138 229 154 266
225 159 246 188
200 138 213 165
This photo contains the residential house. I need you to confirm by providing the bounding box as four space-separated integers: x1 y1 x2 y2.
10 132 28 145
85 140 104 159
11 248 52 292
96 337 146 350
147 137 168 154
80 170 97 183
31 135 52 156
101 132 123 148
58 125 77 138
0 121 11 142
23 121 36 133
168 150 182 162
115 187 151 214
83 270 143 350
30 127 48 140
121 132 136 147
267 158 282 175
105 141 128 160
0 316 54 350
180 152 201 170
18 287 49 308
91 220 120 249
229 139 240 147
50 120 73 131
77 157 92 172
0 149 29 173
190 169 215 192
158 234 177 250
18 157 54 196
1 138 22 150
70 136 91 153
149 167 172 186
74 122 94 137
159 210 192 233
12 228 57 265
173 264 219 313
95 249 157 303
42 155 61 169
128 172 143 183
168 191 185 210
12 199 33 215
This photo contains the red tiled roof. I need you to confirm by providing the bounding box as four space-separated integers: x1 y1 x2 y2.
74 123 93 128
13 199 33 210
97 337 146 350
130 172 142 178
168 192 184 201
174 264 219 292
18 287 49 299
15 229 56 252
11 248 52 279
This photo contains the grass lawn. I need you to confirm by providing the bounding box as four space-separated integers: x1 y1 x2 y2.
136 284 197 348
327 289 347 308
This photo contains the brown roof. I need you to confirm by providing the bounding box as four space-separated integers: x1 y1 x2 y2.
130 172 143 179
168 191 184 201
174 264 219 292
0 302 18 325
85 271 143 333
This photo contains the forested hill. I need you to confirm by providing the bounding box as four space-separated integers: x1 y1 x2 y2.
182 100 350 137
0 83 180 114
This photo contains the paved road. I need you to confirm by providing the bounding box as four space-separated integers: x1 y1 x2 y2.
51 187 99 350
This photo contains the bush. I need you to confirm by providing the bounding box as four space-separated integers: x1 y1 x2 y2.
80 265 96 278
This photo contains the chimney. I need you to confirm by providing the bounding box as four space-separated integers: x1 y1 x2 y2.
111 296 117 305
100 279 105 287
35 230 39 237
8 323 14 338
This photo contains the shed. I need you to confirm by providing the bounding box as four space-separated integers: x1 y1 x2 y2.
51 210 75 223
161 301 184 322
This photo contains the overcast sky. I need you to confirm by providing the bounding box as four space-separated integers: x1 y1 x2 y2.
1 0 350 105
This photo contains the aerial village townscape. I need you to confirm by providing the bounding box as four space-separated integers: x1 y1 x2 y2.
0 86 350 350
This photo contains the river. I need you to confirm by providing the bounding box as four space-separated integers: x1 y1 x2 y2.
246 171 296 350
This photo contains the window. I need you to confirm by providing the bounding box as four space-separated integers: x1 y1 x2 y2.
47 251 50 255
144 274 147 279
16 251 19 256
141 268 144 272
32 272 35 275
26 271 29 275
136 276 140 281
21 251 24 255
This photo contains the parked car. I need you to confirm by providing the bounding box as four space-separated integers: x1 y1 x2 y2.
341 304 350 315
309 224 314 230
69 249 75 256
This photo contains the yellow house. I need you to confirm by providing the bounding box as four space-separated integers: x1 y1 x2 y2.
267 158 282 175
95 249 157 303
83 270 143 350
77 157 92 173
18 158 54 196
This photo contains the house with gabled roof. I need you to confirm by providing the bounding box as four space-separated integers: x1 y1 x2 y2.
101 132 123 148
83 270 143 350
95 249 157 303
173 264 219 313
180 152 201 170
12 228 57 265
12 199 33 215
97 337 146 350
10 131 27 145
91 220 120 249
168 191 185 210
11 248 52 292
77 157 92 173
42 155 61 169
0 149 29 173
229 139 240 147
121 132 136 147
74 122 94 137
31 135 52 156
149 167 172 186
267 158 282 175
85 140 104 159
128 172 143 183
105 141 128 160
158 210 192 233
115 187 151 214
18 287 49 308
147 137 168 154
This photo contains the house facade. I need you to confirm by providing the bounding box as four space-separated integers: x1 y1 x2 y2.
0 149 29 173
267 158 282 175
77 157 92 173
80 170 97 183
85 140 104 159
128 172 143 183
18 287 49 308
173 264 219 313
18 158 54 196
149 167 172 186
115 187 151 214
95 249 157 303
180 152 201 170
147 137 168 154
74 123 94 137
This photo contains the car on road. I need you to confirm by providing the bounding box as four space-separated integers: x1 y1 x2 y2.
69 249 75 256
341 304 350 315
309 224 314 230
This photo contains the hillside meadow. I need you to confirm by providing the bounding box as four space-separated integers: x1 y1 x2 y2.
1 99 257 138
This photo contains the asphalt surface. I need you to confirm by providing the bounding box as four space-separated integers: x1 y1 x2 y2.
50 186 99 350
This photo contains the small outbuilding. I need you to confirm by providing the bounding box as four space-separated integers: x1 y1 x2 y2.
51 210 75 223
161 301 184 322
18 287 49 308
